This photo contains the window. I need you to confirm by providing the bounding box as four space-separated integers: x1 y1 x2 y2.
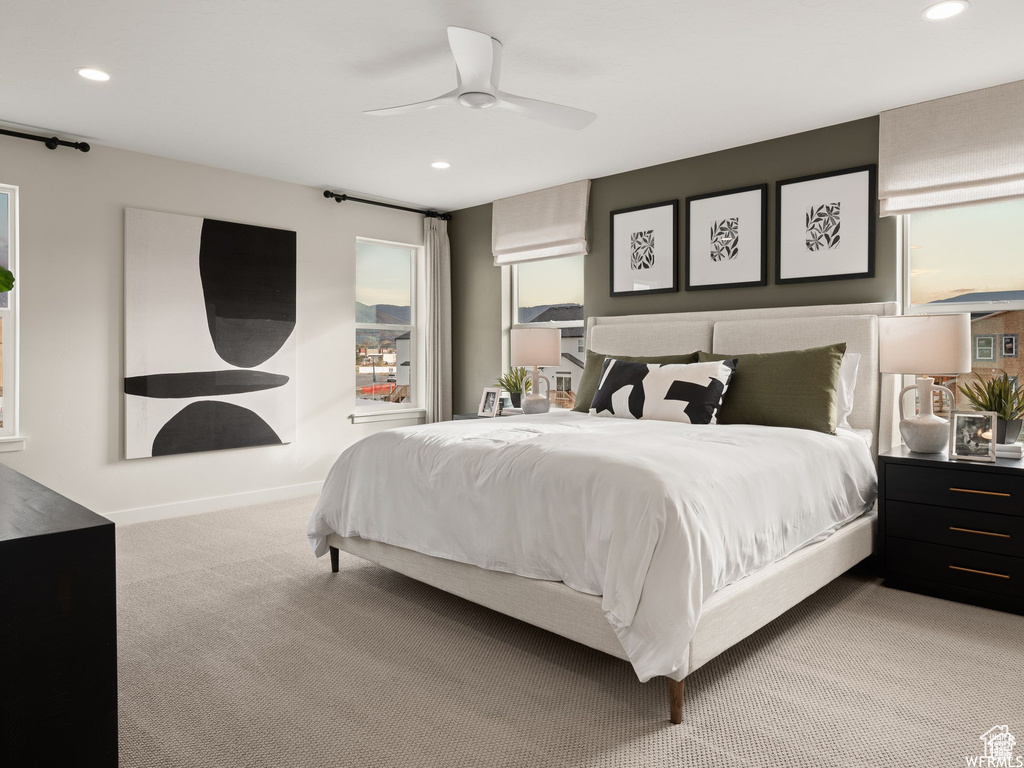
906 198 1024 312
511 254 585 409
904 199 1024 414
0 183 17 441
514 254 584 325
355 239 423 415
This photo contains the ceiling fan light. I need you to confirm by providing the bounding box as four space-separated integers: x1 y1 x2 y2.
457 92 497 109
923 1 969 20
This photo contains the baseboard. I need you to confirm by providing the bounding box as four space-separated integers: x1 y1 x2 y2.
103 481 323 525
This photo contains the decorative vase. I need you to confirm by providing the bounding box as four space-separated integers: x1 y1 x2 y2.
996 418 1022 445
509 393 522 409
898 376 955 453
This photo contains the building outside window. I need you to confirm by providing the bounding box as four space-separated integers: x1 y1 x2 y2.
904 198 1024 413
0 183 17 439
512 254 584 408
355 238 423 414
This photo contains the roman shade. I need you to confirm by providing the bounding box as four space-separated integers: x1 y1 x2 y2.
878 79 1024 216
491 179 590 265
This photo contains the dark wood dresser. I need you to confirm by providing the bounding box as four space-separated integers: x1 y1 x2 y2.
878 447 1024 615
0 463 117 765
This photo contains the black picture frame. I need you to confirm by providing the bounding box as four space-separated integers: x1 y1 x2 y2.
775 164 877 285
684 183 768 291
609 200 679 297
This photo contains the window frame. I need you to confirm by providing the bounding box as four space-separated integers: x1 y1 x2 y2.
352 237 426 423
0 182 20 448
902 208 1024 316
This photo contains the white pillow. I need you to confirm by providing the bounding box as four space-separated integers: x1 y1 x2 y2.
835 352 860 430
590 358 736 424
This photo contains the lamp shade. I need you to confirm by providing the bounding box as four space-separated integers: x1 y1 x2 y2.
511 327 562 367
878 314 971 375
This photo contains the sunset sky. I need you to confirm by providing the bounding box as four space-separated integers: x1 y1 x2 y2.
517 253 584 307
909 198 1024 305
355 241 412 307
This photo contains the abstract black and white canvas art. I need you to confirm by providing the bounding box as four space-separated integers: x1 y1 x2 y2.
124 208 296 459
685 184 767 290
590 358 735 424
610 200 678 297
776 165 876 284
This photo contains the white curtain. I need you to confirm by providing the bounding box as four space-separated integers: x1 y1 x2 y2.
424 216 452 423
878 79 1024 216
491 179 590 265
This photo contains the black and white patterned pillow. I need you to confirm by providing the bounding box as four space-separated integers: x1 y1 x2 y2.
590 358 737 424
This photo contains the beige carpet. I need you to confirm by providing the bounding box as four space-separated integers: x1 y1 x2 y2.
117 497 1023 768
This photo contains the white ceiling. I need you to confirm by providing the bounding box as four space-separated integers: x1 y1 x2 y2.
2 0 1022 212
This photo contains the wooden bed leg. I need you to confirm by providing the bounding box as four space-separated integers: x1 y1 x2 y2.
668 678 685 724
329 546 339 573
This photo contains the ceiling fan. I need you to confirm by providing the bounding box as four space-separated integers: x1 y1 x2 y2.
364 27 597 130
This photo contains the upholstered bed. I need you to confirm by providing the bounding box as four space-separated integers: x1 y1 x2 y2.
311 301 899 722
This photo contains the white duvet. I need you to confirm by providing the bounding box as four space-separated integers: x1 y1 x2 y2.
307 411 876 682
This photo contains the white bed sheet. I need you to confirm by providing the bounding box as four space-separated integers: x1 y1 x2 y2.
308 411 876 681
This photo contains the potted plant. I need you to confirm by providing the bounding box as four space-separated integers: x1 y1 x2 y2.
496 367 532 409
0 267 13 293
958 370 1024 444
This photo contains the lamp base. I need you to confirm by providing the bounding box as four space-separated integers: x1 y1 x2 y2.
522 393 550 414
899 413 950 454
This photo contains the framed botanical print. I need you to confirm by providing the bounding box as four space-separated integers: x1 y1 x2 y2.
685 184 767 290
610 200 678 297
776 165 876 284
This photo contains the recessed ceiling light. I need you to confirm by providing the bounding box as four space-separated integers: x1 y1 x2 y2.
431 161 451 169
923 1 969 20
76 67 110 82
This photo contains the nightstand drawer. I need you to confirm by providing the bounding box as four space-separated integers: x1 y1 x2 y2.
887 538 1024 599
887 501 1024 558
886 464 1024 516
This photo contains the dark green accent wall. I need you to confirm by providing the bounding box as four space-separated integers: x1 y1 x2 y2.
449 202 499 415
450 116 897 414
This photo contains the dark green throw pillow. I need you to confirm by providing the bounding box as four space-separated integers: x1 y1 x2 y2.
697 343 847 434
573 349 699 413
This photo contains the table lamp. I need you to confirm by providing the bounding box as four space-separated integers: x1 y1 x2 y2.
510 327 562 414
879 314 971 453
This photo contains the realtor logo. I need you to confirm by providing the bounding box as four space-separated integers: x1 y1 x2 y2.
967 726 1023 767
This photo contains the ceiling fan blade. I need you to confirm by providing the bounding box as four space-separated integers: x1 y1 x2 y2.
494 92 596 130
363 90 458 116
447 26 501 91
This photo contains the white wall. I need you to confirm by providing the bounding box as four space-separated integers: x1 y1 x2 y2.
0 134 423 520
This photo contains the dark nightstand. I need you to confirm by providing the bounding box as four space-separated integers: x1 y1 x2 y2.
0 464 118 763
453 411 524 420
878 446 1024 615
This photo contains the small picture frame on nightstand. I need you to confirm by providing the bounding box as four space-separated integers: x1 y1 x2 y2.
949 410 997 463
477 387 501 418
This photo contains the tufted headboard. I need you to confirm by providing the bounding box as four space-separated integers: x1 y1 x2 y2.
586 302 899 455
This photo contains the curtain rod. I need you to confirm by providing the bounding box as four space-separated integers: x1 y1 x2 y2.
323 190 450 221
0 127 90 152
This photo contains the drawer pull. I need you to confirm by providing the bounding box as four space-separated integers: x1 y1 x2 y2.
949 487 1011 498
949 565 1010 579
949 526 1011 539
